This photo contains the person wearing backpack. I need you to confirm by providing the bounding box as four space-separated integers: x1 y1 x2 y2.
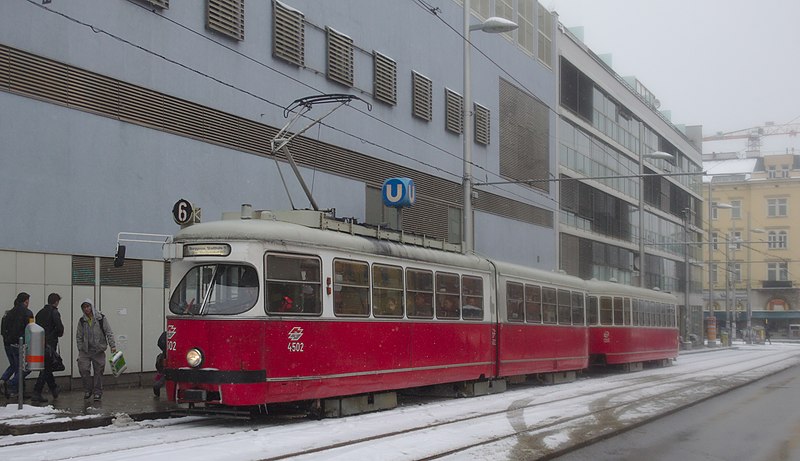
31 293 65 403
1 292 34 398
76 298 116 401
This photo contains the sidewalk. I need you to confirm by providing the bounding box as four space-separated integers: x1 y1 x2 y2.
0 383 177 436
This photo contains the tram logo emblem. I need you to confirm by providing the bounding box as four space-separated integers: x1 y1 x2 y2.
288 327 304 341
167 324 177 339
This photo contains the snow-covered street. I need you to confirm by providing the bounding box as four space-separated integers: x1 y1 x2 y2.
2 344 799 461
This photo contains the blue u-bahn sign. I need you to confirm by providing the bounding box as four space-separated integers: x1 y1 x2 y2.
382 177 416 208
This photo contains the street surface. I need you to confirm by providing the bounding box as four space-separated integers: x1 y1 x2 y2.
1 344 798 461
554 359 800 461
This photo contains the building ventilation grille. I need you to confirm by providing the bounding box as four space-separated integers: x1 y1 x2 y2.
373 51 397 105
445 88 464 134
499 78 550 193
100 257 143 287
147 0 169 9
474 103 490 145
0 44 553 240
72 256 96 286
326 27 354 86
207 0 245 41
411 71 432 121
272 0 304 66
164 262 171 289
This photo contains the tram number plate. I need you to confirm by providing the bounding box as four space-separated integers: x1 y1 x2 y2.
167 340 177 351
288 342 304 352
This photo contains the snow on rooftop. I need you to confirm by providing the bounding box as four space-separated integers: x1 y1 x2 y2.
702 157 758 182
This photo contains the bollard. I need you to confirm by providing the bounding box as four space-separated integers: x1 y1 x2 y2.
25 322 45 371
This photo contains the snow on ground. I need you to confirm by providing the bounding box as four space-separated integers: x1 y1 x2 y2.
1 343 799 461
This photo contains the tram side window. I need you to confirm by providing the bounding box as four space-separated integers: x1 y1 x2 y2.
571 292 585 325
599 297 613 325
334 259 370 316
436 272 461 319
372 264 404 318
623 298 632 325
588 296 598 325
644 300 653 326
525 285 542 324
613 297 624 325
632 299 640 326
506 282 524 322
265 254 322 315
407 268 433 319
669 304 676 327
542 287 557 324
462 275 484 320
558 289 571 325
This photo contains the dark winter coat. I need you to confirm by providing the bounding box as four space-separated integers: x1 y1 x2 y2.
1 304 34 346
35 304 64 348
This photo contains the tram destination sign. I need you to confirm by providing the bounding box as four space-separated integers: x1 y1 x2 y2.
183 244 231 257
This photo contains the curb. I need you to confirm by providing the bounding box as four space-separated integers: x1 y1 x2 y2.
0 410 174 436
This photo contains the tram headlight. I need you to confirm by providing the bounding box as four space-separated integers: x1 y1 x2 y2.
186 348 204 368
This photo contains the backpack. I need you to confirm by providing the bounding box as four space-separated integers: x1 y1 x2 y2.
1 308 23 344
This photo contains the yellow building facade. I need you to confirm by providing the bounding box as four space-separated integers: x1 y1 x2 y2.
704 152 800 338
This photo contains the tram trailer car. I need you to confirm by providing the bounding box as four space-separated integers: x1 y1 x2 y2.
162 209 671 414
584 279 679 371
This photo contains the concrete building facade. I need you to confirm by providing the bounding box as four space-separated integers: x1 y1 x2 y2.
0 1 702 379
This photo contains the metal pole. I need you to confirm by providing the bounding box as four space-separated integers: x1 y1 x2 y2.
683 208 691 342
707 181 716 346
746 212 753 343
462 0 473 254
18 336 24 409
730 223 737 344
725 238 731 346
638 125 645 287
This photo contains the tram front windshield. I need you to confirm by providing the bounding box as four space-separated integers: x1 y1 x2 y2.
169 264 259 315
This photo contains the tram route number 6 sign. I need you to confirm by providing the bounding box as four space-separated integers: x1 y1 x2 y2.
173 199 194 225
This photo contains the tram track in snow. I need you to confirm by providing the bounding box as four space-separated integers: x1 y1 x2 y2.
261 348 800 460
3 347 798 461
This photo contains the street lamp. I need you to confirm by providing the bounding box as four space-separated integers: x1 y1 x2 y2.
637 151 674 287
463 2 517 253
707 187 732 347
743 217 765 344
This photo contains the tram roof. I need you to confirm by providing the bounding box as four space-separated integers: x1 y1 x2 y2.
174 209 492 270
583 278 678 302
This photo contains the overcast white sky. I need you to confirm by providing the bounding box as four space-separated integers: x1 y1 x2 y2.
548 0 800 153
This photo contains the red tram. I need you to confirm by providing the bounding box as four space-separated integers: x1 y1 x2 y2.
163 208 677 414
584 279 679 370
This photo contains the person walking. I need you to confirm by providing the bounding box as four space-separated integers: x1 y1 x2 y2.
31 293 64 403
76 298 116 401
1 292 34 398
153 331 167 397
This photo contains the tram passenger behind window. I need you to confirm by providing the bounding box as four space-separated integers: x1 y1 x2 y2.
410 292 433 317
437 295 459 319
268 283 297 313
462 296 482 319
384 297 402 317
